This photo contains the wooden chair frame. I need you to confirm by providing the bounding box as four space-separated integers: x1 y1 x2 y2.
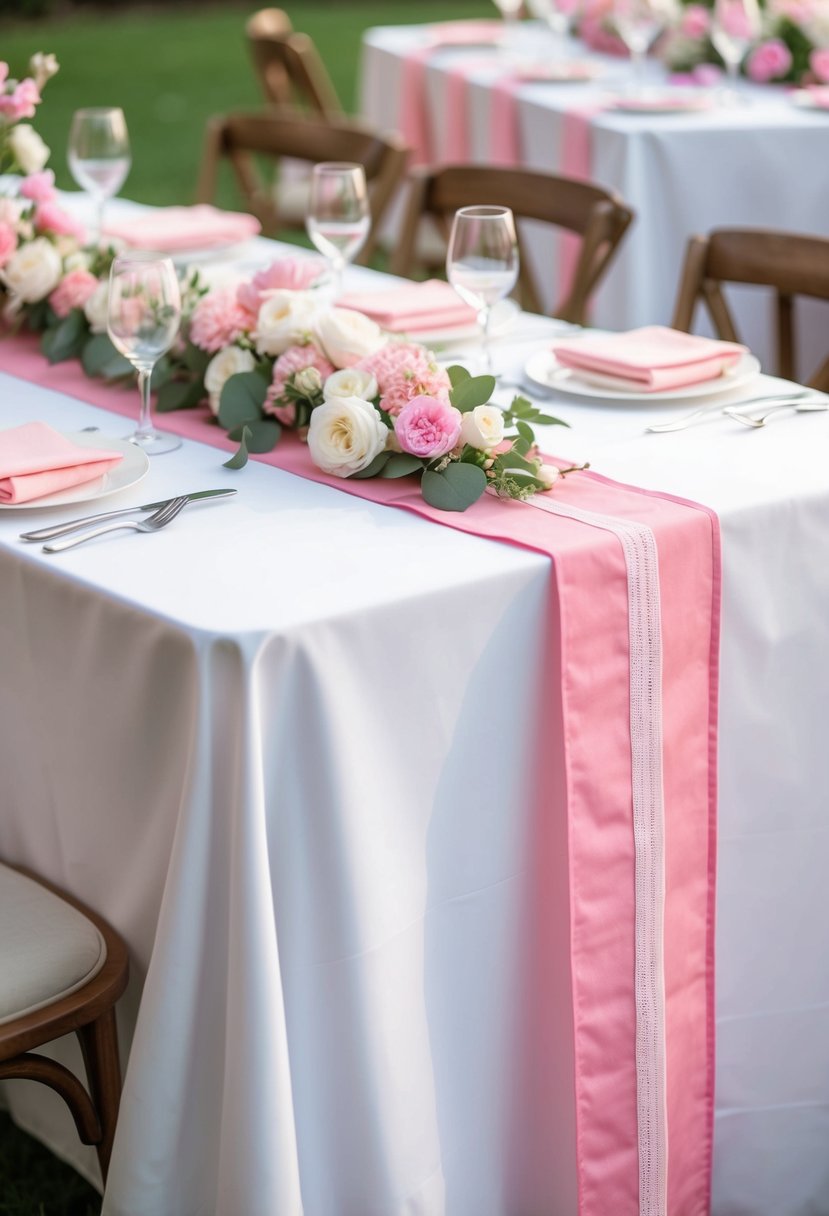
391 164 634 323
672 228 829 390
196 109 408 262
0 865 129 1182
246 10 342 116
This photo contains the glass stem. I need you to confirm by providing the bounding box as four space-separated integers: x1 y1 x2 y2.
92 193 105 246
481 307 493 375
136 367 155 441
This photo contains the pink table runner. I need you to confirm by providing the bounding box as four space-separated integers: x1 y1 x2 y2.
1 338 719 1216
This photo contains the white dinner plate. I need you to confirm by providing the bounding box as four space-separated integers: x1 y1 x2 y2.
609 92 715 114
523 348 761 401
0 431 150 511
789 89 829 111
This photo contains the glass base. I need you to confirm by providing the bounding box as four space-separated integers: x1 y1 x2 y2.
128 430 182 456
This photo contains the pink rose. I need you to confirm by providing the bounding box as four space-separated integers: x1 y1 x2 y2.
0 78 40 120
394 396 463 459
680 4 710 37
48 268 100 318
19 170 57 203
0 222 17 268
810 48 829 83
0 63 8 88
236 257 327 315
746 38 793 82
692 63 724 86
34 201 85 240
719 0 755 37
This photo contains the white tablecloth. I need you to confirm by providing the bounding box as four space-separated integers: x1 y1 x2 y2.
2 231 829 1215
360 22 829 381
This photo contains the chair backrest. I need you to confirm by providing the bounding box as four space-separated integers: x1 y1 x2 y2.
246 9 342 117
196 109 408 263
672 228 829 390
391 164 634 323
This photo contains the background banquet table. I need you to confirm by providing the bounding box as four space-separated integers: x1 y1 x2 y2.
2 215 829 1215
360 21 829 379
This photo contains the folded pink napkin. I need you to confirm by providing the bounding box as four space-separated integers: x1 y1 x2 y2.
0 422 124 504
104 205 261 253
338 280 478 333
551 326 746 392
804 85 829 109
425 19 505 47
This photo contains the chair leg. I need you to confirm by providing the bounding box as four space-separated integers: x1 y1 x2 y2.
77 1009 122 1183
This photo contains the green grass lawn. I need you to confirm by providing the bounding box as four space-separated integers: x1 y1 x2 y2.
2 1 491 208
1 7 492 1208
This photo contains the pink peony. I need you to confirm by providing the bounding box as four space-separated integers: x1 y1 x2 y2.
746 38 793 82
34 201 85 240
48 268 100 318
692 63 724 86
680 4 711 37
263 343 334 421
19 170 57 203
0 222 17 268
236 257 327 316
190 287 253 353
394 396 463 459
0 78 40 120
356 342 452 417
810 48 829 83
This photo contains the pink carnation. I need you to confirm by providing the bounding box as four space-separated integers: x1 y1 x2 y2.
810 48 829 83
680 4 711 37
48 268 100 318
394 396 463 459
0 222 17 268
0 78 40 120
746 38 793 82
356 342 451 417
236 257 327 315
263 343 334 422
19 170 57 203
190 287 253 353
34 201 85 240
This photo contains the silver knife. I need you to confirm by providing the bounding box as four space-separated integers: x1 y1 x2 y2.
19 488 237 543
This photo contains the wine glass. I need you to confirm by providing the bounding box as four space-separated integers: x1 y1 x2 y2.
68 107 131 246
710 0 762 103
107 252 182 455
613 0 677 95
493 0 525 57
447 206 519 375
526 0 570 59
306 163 370 299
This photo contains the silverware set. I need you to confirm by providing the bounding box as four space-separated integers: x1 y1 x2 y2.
646 390 828 433
19 488 237 553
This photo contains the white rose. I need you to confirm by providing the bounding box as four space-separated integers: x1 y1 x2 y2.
7 124 50 175
460 405 505 451
307 395 388 477
204 346 257 416
29 52 60 90
83 280 110 334
293 366 323 397
315 307 384 369
323 367 379 402
1 236 61 303
254 290 317 356
536 463 560 488
64 249 92 273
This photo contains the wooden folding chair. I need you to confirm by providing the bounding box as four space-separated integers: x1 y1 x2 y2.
672 228 829 390
0 863 129 1183
246 9 342 117
391 164 634 322
196 110 408 262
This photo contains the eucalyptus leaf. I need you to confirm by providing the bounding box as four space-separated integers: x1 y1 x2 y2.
227 417 281 453
379 453 423 479
217 371 268 431
421 462 487 512
183 341 211 377
156 379 207 413
350 451 391 479
449 374 497 413
495 449 538 476
535 413 569 428
81 333 124 378
516 420 535 445
223 425 252 469
150 357 173 391
40 310 87 364
446 365 471 389
100 354 135 381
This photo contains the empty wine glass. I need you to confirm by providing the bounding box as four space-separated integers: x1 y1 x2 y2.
526 0 570 58
68 107 131 245
710 0 762 103
108 252 182 455
306 163 370 299
447 205 519 375
492 0 525 56
613 0 677 94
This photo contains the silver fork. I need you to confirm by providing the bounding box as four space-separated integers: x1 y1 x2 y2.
723 399 829 427
42 496 190 553
646 390 812 433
